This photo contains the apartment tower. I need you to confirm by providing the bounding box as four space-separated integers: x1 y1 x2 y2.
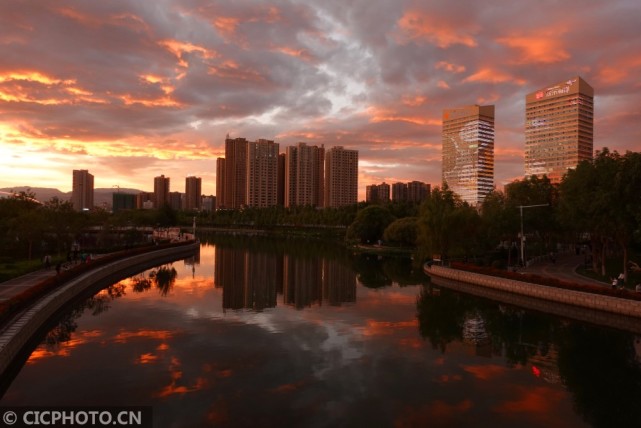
153 175 170 208
525 76 594 183
223 137 248 209
324 146 358 207
71 169 94 211
246 139 279 208
185 176 202 210
216 158 226 209
285 143 325 207
442 105 495 206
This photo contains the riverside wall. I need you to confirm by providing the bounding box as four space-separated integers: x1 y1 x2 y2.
425 265 641 320
0 242 199 376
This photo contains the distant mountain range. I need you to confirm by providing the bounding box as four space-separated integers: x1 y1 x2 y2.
0 186 143 208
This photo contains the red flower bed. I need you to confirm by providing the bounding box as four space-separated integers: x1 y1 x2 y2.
449 262 641 302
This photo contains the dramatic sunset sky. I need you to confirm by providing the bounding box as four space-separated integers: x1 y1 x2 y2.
1 0 640 199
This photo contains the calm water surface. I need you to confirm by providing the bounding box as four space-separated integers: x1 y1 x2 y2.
2 235 641 427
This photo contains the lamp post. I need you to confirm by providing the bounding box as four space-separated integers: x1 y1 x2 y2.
518 204 548 266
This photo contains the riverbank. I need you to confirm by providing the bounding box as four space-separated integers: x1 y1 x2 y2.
424 263 641 318
0 240 199 377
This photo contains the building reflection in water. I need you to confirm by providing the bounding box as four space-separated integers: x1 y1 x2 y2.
215 247 355 311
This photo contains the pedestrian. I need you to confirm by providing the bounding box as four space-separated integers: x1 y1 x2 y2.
43 254 51 269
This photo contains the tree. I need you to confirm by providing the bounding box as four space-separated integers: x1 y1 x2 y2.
383 217 419 246
346 205 395 244
418 186 480 260
559 148 640 279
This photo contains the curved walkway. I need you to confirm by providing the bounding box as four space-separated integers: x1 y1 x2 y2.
521 254 608 287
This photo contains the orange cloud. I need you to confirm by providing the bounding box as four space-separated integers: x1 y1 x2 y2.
213 16 240 39
402 95 427 107
397 10 477 48
367 106 441 126
436 61 466 73
596 56 641 85
496 32 570 64
464 68 526 85
159 39 218 69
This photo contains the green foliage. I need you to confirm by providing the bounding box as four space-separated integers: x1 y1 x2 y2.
383 217 419 246
418 186 480 260
346 205 395 244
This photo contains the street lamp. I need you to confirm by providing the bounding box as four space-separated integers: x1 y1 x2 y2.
518 204 548 266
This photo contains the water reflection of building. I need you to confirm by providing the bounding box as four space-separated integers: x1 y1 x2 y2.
283 256 323 309
462 313 492 357
322 259 356 306
215 247 356 311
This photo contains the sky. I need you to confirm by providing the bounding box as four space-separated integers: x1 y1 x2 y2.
1 0 640 200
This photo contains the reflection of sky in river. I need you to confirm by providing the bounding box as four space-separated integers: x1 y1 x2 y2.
1 242 591 427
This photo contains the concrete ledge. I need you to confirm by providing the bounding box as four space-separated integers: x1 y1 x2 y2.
425 265 641 319
0 242 199 375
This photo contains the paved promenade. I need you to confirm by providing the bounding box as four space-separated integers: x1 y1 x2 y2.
0 268 57 302
521 253 608 287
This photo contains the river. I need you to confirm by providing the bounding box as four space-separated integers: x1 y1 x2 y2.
1 235 640 427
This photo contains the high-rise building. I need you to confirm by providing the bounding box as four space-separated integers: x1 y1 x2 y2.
324 146 358 207
224 137 248 209
392 182 408 202
442 105 495 206
216 158 225 209
71 169 94 211
277 153 286 206
525 76 594 183
154 175 170 208
185 176 202 211
246 139 279 208
407 181 430 203
366 182 390 204
285 143 325 207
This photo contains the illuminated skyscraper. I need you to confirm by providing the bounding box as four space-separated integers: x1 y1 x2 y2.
71 169 94 211
442 105 494 206
153 175 170 208
285 142 325 207
246 139 279 208
525 76 594 183
324 146 358 207
185 176 202 210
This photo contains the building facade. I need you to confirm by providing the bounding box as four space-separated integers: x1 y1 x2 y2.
525 76 594 183
366 182 390 204
71 169 94 211
324 146 358 208
154 175 170 208
407 181 430 203
223 137 248 209
185 176 202 211
216 158 225 209
285 143 325 208
246 139 279 208
442 104 495 206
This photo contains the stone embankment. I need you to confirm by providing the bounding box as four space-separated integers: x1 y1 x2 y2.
425 264 641 322
0 241 199 375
